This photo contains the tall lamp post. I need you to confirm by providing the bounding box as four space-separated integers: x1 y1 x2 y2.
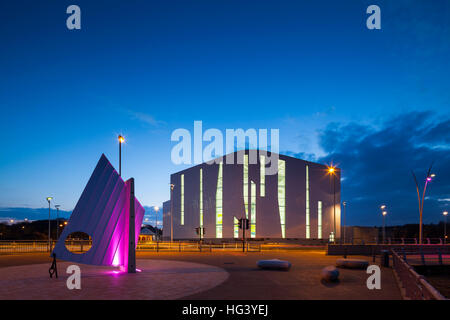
154 206 159 241
170 184 175 242
46 197 53 252
342 201 347 243
444 211 448 245
118 135 125 176
327 166 337 243
55 205 61 240
380 206 387 244
412 166 435 245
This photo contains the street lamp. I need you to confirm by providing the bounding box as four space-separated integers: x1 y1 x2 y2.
55 205 61 240
382 208 387 244
118 135 125 176
170 184 175 242
411 165 435 245
46 197 53 252
154 206 159 241
443 211 448 245
342 201 347 243
327 165 337 243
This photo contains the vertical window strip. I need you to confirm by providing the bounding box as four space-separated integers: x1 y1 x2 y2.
260 155 265 197
243 154 249 219
306 165 310 239
181 174 184 225
318 201 322 239
216 163 223 238
251 181 256 238
278 159 286 238
234 217 239 238
200 168 203 233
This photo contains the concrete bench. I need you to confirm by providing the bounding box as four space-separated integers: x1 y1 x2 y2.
321 266 339 282
336 258 369 269
257 259 291 271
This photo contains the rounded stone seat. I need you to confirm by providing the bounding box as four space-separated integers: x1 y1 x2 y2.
321 266 339 282
336 258 369 269
257 259 291 271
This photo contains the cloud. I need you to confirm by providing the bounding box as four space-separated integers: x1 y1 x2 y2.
316 111 450 226
128 110 166 127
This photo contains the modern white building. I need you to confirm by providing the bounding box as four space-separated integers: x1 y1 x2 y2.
163 150 341 241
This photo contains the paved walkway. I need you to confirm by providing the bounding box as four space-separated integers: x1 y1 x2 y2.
0 259 228 300
0 250 402 300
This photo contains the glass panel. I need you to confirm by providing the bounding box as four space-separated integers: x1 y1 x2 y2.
216 162 223 238
306 165 310 239
200 168 203 228
251 181 256 238
243 154 249 219
278 159 286 238
318 201 322 239
181 174 184 225
260 155 265 197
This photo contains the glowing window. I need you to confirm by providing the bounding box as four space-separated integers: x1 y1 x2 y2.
181 174 184 225
318 201 322 239
200 168 203 229
306 165 310 239
234 217 239 238
260 155 265 197
251 181 256 238
216 162 223 238
329 232 335 243
278 159 286 238
243 154 249 219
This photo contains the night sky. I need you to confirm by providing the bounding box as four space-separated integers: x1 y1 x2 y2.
0 0 449 226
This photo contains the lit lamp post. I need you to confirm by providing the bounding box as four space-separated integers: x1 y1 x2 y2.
342 201 347 244
118 135 125 176
412 167 435 245
154 206 159 241
170 184 175 242
380 206 387 244
46 197 53 252
55 205 61 240
444 211 448 245
327 166 336 243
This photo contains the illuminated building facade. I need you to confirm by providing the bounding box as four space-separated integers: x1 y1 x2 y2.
163 150 341 240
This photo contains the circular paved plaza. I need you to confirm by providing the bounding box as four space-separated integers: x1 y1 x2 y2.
0 259 229 300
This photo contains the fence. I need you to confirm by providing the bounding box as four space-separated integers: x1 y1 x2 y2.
391 250 446 300
0 240 91 254
0 239 329 254
327 243 450 256
340 237 444 245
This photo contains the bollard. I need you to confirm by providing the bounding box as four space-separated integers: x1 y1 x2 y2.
420 247 425 265
381 250 389 267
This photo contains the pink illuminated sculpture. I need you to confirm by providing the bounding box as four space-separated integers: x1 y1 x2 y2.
52 154 144 272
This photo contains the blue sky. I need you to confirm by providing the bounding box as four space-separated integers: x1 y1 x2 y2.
0 0 449 226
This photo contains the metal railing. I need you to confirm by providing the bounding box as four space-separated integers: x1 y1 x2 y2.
391 250 447 300
0 240 91 254
0 239 329 254
340 237 444 245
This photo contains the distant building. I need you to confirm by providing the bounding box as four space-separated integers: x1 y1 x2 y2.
163 150 341 240
139 227 156 242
